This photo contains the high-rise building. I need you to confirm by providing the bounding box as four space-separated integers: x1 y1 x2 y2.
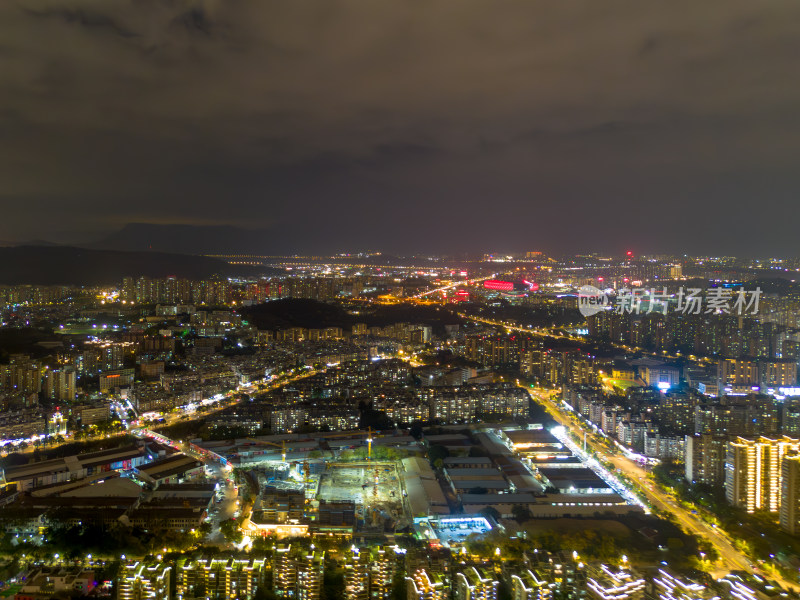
272 545 297 598
760 359 798 388
780 452 800 535
586 565 644 600
344 547 371 600
118 562 171 600
725 435 800 513
524 551 587 600
465 335 514 368
44 366 76 401
343 547 396 600
694 396 779 437
368 547 397 600
718 358 797 392
122 277 136 302
297 551 324 600
782 398 800 435
0 356 43 394
510 570 552 600
718 359 759 393
406 569 448 600
454 566 498 600
650 569 715 600
176 557 267 600
684 434 728 487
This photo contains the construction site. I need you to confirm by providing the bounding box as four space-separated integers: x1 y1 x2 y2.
315 461 409 530
197 430 419 531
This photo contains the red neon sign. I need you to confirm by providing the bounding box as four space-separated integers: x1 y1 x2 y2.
483 280 515 291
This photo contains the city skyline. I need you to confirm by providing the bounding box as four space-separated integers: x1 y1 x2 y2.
2 262 800 596
3 1 800 597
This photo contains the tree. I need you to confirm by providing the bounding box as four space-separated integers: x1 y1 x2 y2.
254 585 278 600
321 562 345 600
511 505 532 522
479 506 500 522
219 519 243 545
390 567 407 600
427 444 450 465
358 407 393 430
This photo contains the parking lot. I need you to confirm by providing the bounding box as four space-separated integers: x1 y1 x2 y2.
417 516 493 547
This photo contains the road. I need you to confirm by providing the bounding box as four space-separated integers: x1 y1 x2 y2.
203 462 240 545
152 368 321 429
461 313 698 363
457 310 800 589
0 371 313 456
460 314 578 342
527 385 800 592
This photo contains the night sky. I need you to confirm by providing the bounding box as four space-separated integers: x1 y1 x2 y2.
2 0 800 256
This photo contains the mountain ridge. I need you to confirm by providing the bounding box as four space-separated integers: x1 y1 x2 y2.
0 245 278 285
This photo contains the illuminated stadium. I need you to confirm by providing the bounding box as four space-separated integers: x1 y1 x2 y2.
482 279 539 296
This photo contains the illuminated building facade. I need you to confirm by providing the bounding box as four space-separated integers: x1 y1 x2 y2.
586 565 644 600
272 545 298 598
684 434 727 487
297 551 324 600
406 569 448 600
343 546 396 600
118 562 171 600
780 452 800 534
650 569 716 600
725 435 800 513
455 566 499 600
176 557 267 600
344 547 371 600
43 366 76 401
0 356 43 394
511 570 553 600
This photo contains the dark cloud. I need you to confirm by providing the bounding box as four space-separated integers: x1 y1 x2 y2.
23 7 140 38
1 0 799 255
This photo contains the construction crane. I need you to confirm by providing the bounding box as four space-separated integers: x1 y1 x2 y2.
243 438 287 462
311 429 384 461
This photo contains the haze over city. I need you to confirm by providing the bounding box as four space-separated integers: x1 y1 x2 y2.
2 0 800 254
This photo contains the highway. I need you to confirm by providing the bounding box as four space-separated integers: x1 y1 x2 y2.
460 313 702 364
454 308 799 591
526 385 800 592
459 314 579 342
413 275 495 298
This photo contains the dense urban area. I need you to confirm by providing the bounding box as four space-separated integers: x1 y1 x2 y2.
1 252 800 600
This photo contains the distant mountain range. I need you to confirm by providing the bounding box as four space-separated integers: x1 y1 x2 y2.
1 223 443 266
0 246 278 286
1 223 279 255
85 223 277 255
